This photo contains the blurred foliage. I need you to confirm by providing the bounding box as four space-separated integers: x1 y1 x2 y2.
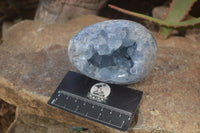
70 126 83 133
109 0 200 38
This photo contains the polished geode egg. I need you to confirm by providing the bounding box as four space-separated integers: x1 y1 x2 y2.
68 20 157 84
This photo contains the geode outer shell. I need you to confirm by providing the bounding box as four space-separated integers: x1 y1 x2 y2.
68 20 157 84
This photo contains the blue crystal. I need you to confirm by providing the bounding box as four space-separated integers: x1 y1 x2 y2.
68 20 157 84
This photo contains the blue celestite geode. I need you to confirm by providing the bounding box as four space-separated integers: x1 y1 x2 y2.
68 20 157 84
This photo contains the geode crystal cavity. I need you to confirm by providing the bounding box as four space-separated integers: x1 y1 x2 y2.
68 20 157 84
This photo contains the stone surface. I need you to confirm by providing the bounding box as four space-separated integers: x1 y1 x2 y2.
185 28 200 42
2 22 14 39
35 0 108 23
68 20 157 84
6 108 90 133
0 15 200 133
0 99 16 133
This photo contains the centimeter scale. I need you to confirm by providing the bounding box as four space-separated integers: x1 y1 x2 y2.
48 71 143 131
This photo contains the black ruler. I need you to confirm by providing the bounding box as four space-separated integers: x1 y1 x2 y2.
48 71 143 131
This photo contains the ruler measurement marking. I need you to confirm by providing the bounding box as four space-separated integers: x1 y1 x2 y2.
119 113 121 117
66 95 69 100
59 90 132 116
47 71 144 132
51 99 56 104
121 121 125 127
52 99 125 129
75 105 79 112
97 113 101 120
48 71 143 131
